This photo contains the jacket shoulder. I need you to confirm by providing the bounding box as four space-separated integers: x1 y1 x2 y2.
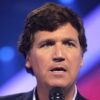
0 90 33 100
0 93 24 100
76 91 88 100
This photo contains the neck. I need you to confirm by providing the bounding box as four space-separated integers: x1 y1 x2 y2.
36 84 76 100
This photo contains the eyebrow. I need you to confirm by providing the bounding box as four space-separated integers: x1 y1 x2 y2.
38 37 78 45
38 39 55 45
62 38 78 43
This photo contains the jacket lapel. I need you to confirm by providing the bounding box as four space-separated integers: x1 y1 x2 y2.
21 90 33 100
75 91 87 100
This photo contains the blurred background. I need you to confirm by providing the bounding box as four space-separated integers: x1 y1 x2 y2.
0 0 100 100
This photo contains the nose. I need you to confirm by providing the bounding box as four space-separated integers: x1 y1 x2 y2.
52 44 65 62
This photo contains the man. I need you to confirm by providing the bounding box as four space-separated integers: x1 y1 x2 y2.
0 2 87 100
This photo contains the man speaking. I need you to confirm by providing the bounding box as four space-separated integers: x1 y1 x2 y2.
0 2 87 100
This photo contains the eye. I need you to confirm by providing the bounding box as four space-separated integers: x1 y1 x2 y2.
39 40 55 48
63 40 76 47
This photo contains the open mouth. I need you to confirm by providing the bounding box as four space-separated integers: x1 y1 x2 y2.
50 67 66 72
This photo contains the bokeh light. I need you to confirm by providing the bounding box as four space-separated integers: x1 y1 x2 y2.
59 0 75 4
0 46 15 62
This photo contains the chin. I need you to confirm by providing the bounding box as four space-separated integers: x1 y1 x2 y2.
48 81 68 88
46 78 71 88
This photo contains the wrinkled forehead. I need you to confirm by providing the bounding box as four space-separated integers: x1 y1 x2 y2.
33 23 79 43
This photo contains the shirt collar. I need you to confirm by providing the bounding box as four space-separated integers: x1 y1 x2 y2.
33 85 77 100
72 85 77 100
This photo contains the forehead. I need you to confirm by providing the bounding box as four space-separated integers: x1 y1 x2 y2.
34 23 79 42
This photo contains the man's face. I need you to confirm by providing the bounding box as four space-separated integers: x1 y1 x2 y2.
26 23 83 88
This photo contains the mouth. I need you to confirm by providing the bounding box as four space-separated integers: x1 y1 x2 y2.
50 67 67 73
50 65 67 75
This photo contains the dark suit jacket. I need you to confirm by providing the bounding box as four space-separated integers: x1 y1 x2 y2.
0 89 87 100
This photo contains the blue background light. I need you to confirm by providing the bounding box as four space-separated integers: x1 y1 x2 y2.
59 0 74 4
0 46 15 62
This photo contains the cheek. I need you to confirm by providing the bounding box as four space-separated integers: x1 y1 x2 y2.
72 55 82 68
30 51 50 75
67 50 82 68
35 49 52 63
70 54 83 76
68 48 83 65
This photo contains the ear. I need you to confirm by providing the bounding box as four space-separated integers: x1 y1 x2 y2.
25 55 31 68
80 58 84 67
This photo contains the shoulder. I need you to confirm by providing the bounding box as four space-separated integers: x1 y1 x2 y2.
0 90 34 100
0 93 25 100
